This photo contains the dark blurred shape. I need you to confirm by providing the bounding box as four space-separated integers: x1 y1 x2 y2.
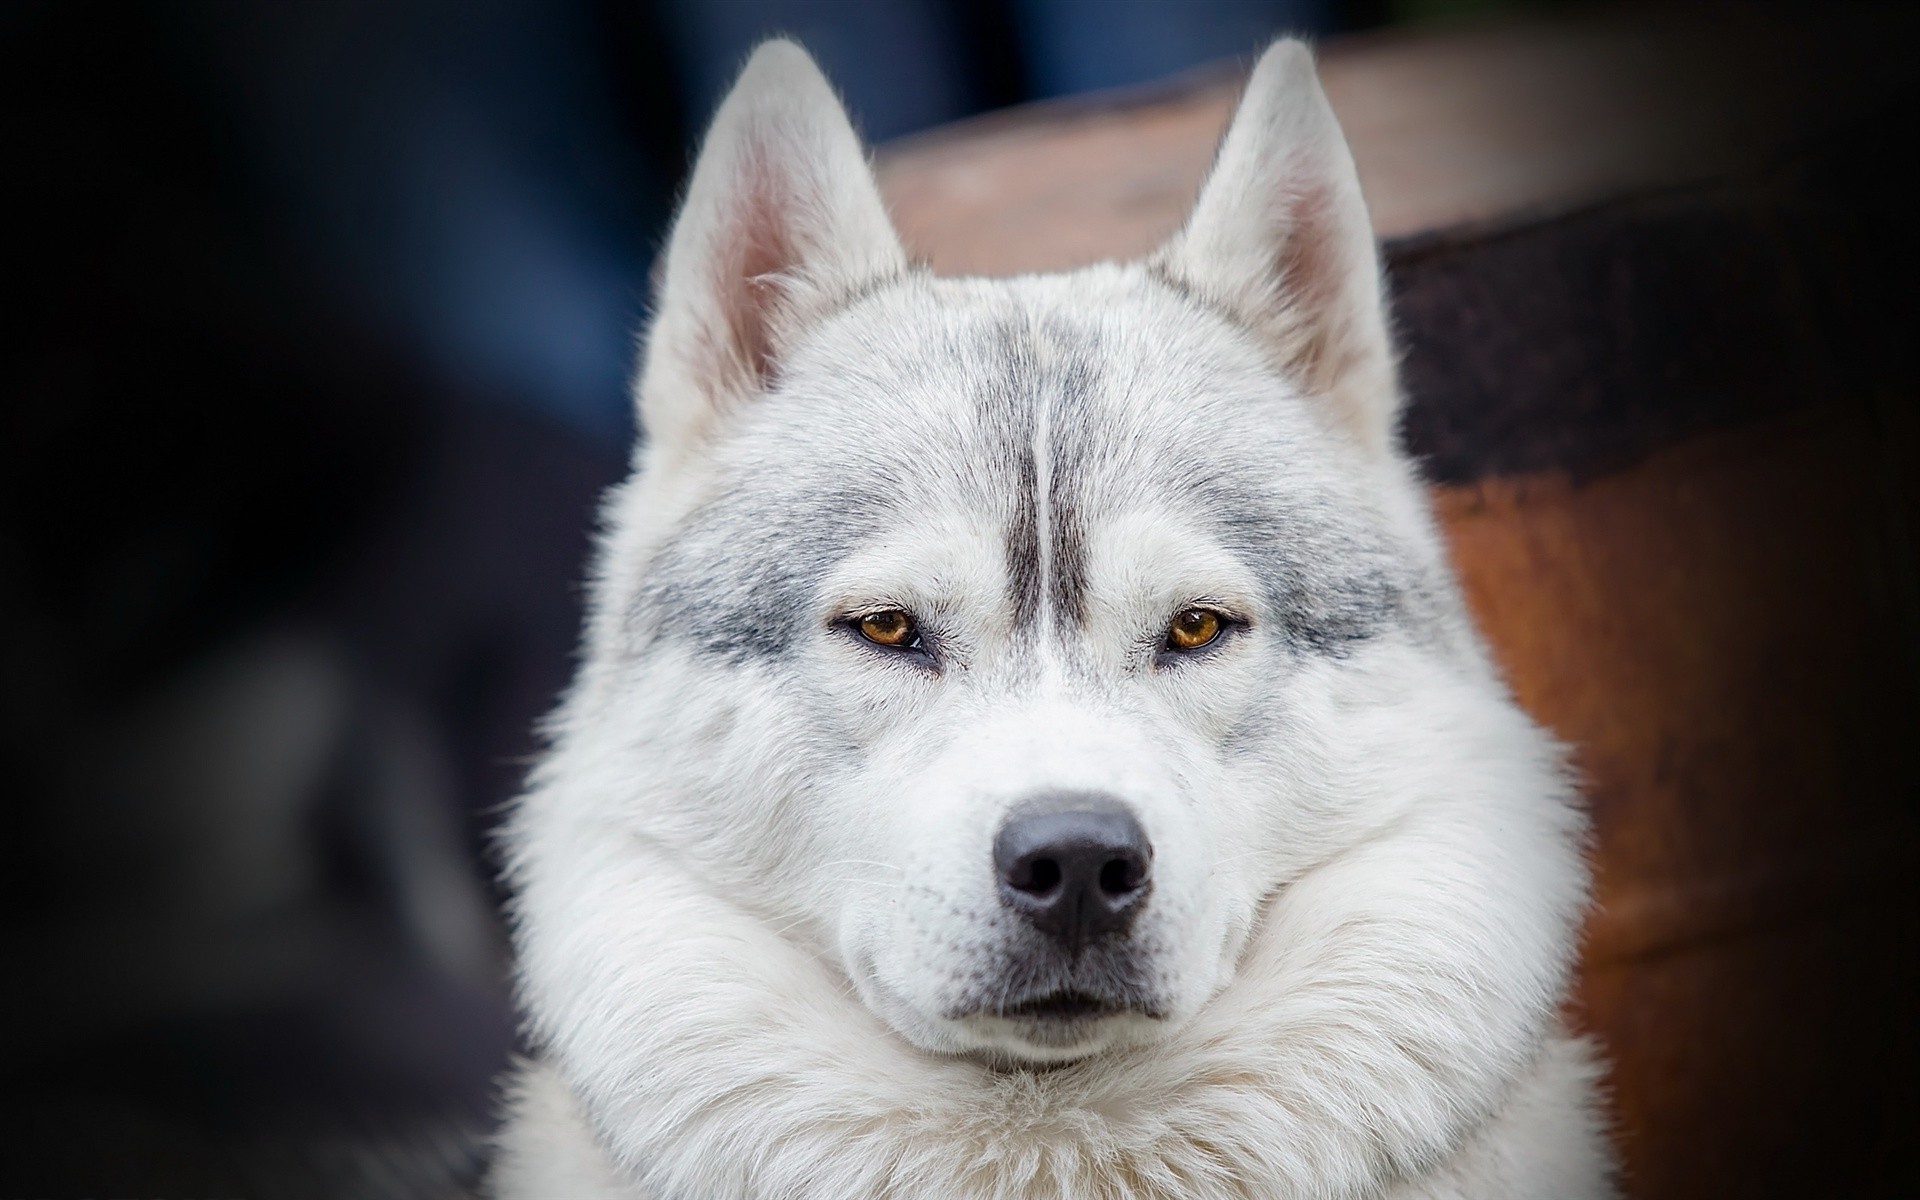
2 1 1333 1194
165 0 665 447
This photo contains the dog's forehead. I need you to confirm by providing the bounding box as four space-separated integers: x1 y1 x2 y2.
757 268 1309 506
632 267 1416 662
789 270 1271 446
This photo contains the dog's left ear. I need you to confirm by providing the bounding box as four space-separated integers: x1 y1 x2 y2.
639 40 906 460
1158 40 1398 457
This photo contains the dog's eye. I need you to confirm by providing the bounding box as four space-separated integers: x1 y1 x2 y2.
1165 608 1224 652
857 609 919 649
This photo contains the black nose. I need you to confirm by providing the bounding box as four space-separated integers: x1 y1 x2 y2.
993 794 1153 948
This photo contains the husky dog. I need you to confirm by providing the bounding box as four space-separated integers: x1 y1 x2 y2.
491 38 1614 1199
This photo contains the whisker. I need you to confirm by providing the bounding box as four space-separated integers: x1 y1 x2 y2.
813 858 907 874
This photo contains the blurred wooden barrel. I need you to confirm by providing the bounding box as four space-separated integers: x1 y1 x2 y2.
878 8 1919 1197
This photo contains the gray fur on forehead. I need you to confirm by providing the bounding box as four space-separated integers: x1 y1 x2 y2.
630 267 1429 662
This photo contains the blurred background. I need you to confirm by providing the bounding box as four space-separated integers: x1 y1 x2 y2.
3 1 1913 1197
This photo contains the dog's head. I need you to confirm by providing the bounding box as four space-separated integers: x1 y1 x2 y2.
570 41 1465 1066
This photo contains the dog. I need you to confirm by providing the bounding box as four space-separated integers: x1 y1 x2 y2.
489 37 1615 1198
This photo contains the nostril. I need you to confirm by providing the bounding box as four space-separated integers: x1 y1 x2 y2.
1018 856 1063 895
1098 855 1147 896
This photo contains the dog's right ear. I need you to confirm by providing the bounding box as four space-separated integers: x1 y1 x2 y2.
638 41 905 459
1157 41 1398 458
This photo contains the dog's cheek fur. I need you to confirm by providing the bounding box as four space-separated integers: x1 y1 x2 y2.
500 644 1595 1198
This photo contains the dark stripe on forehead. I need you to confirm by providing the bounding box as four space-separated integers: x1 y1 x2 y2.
1006 443 1043 629
974 314 1105 634
1044 326 1098 629
976 320 1046 628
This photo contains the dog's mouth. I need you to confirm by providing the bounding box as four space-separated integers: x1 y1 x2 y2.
996 989 1136 1023
908 944 1175 1063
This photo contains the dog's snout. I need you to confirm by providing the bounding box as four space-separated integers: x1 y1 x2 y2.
993 794 1152 947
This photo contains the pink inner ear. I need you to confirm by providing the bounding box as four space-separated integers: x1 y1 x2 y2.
710 143 799 395
1271 176 1371 395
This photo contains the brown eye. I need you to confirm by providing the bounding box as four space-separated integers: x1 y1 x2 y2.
1166 608 1224 652
857 609 918 648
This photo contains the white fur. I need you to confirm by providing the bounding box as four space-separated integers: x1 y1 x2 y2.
492 38 1615 1199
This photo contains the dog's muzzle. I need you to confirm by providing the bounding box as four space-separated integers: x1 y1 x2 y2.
941 792 1167 1045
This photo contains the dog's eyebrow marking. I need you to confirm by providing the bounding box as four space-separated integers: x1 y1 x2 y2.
1030 315 1058 632
991 314 1100 637
1042 321 1095 628
989 320 1046 631
633 481 887 662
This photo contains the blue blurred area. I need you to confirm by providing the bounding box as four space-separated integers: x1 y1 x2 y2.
1012 0 1330 95
658 0 982 142
172 0 665 447
175 0 1331 449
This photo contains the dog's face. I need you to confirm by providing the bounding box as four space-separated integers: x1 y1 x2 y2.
582 42 1446 1066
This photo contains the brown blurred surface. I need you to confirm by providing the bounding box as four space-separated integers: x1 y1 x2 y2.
880 6 1919 1196
1446 406 1919 1196
880 4 1913 267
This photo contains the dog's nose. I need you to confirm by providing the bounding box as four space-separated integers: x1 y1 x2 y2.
994 794 1152 947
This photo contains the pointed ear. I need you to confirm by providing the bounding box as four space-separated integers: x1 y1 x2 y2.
638 40 905 458
1157 40 1398 456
